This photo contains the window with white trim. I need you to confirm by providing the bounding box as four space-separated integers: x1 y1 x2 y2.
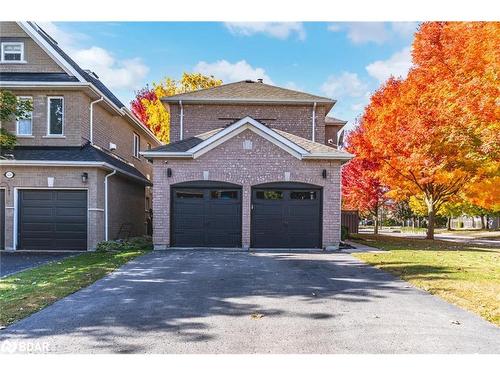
16 96 33 136
133 133 140 158
47 97 64 135
1 42 24 62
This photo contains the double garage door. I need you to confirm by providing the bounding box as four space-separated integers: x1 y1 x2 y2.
18 190 87 251
171 182 322 248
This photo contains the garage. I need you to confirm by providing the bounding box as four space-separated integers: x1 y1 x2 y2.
18 190 88 250
171 181 242 247
251 182 322 248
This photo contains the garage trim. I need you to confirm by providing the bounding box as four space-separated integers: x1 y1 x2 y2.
13 187 90 251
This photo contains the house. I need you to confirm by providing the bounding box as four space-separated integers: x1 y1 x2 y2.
142 80 353 250
0 22 161 251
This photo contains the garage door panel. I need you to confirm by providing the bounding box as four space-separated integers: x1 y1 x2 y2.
172 185 241 247
19 190 87 250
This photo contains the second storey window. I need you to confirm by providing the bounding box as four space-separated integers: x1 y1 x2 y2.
16 96 33 136
133 133 140 158
47 97 64 135
1 42 24 62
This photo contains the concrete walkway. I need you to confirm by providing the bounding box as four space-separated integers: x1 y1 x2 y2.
1 250 498 354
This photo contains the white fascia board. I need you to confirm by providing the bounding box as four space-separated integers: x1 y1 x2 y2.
0 82 88 88
17 22 86 82
0 160 149 183
189 116 308 157
302 152 354 160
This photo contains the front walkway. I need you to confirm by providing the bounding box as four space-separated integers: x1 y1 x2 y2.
1 250 498 353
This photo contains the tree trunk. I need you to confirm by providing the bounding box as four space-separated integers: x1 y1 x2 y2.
426 207 435 240
480 215 485 230
486 215 490 230
447 217 451 231
373 205 379 235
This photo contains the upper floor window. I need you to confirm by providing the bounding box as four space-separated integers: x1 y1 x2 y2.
133 133 140 158
1 42 24 62
47 97 64 136
16 96 33 136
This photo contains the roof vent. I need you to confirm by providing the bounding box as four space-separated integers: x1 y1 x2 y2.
257 78 263 83
245 79 254 83
84 69 99 79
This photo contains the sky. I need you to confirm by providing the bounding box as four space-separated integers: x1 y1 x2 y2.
41 22 419 131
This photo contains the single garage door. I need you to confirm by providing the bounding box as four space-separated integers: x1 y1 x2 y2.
18 190 87 250
171 181 242 247
251 183 322 248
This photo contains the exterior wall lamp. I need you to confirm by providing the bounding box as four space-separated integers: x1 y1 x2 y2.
81 172 88 183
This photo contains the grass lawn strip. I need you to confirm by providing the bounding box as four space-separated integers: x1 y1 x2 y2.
351 234 500 326
0 250 148 327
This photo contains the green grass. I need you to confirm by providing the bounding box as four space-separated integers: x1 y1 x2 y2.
0 250 148 327
350 234 500 326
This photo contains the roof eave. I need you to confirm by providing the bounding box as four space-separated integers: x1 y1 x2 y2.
161 97 335 107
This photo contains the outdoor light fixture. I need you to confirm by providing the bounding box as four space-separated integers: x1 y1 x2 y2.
167 168 172 177
322 169 327 179
81 172 88 183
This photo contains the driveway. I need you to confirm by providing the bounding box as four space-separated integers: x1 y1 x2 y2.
0 252 77 277
0 250 498 353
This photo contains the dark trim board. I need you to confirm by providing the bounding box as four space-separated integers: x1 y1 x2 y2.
251 182 323 249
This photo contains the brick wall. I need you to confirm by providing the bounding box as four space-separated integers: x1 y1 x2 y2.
169 103 327 144
0 22 64 73
153 129 342 249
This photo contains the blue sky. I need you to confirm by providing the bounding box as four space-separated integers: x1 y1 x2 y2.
42 22 418 130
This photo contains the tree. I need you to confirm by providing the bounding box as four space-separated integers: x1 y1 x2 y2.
342 127 389 234
131 73 222 143
356 22 499 240
0 90 32 149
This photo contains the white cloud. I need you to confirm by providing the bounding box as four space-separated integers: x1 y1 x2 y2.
328 22 389 44
194 60 274 85
391 22 419 37
320 71 368 98
36 22 149 91
224 22 305 40
365 46 413 82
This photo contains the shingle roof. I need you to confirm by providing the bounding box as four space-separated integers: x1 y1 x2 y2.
27 22 125 109
162 80 335 109
0 72 79 82
150 128 222 152
325 116 347 125
1 143 150 184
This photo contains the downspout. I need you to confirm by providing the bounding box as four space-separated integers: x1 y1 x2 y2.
312 102 317 142
89 97 104 144
179 100 184 140
104 169 117 241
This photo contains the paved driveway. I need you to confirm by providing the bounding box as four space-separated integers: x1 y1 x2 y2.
0 252 77 277
1 250 498 353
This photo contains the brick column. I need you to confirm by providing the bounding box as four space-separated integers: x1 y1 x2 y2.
241 184 251 249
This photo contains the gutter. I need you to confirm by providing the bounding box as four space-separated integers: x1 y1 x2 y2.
89 97 104 144
104 170 117 241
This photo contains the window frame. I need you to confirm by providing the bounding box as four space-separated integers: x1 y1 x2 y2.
133 133 140 158
1 42 25 63
16 96 33 136
46 96 65 136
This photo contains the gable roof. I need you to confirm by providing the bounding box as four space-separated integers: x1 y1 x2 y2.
0 143 151 185
3 22 160 145
325 116 348 126
162 80 336 111
143 117 353 162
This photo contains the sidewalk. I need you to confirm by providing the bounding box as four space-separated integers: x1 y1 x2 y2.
343 240 386 254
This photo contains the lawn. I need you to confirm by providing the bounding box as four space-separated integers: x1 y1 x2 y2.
0 250 148 327
351 234 500 326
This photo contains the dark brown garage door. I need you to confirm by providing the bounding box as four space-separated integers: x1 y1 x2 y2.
251 182 322 248
171 181 242 247
18 190 87 250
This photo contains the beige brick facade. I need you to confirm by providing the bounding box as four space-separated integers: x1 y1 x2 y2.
169 103 327 144
152 129 342 249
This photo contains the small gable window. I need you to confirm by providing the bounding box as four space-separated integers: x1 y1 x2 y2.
1 42 24 62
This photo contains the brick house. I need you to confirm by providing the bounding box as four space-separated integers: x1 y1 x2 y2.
0 22 161 251
142 80 353 250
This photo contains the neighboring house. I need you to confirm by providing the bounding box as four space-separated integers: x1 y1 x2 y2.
0 22 161 251
143 80 353 250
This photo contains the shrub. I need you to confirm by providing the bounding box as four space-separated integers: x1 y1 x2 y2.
341 225 349 241
96 236 152 252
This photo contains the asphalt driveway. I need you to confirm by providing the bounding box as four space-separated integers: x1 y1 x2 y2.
1 250 499 353
0 252 77 277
